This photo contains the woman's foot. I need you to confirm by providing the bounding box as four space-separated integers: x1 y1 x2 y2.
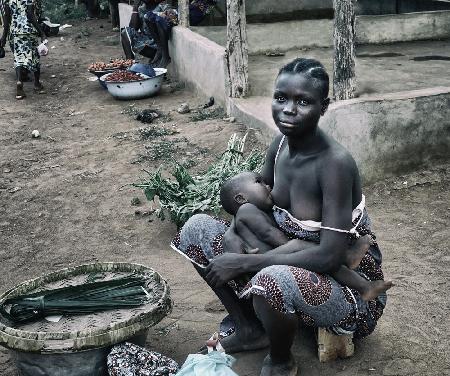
360 280 393 301
346 234 372 269
219 328 269 354
199 324 269 354
260 354 298 376
16 82 26 100
34 82 46 94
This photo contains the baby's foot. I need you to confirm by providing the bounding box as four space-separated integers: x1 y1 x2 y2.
361 280 393 301
346 234 372 269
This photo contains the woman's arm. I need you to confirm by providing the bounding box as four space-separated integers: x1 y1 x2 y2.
26 3 45 41
0 3 11 47
205 153 357 286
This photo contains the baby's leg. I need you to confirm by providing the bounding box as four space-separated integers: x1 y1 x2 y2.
346 234 372 269
332 266 393 302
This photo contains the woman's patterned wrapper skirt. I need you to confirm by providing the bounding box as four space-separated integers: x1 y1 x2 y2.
171 211 386 339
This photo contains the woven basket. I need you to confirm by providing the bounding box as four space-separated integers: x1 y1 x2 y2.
0 262 172 354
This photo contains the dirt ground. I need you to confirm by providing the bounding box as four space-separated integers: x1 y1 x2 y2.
0 20 449 376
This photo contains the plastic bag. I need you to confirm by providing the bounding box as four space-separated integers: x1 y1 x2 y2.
175 352 239 376
37 39 48 56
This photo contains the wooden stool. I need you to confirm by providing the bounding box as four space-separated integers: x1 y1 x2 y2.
317 327 354 362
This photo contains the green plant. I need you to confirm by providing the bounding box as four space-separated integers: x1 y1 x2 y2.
132 133 264 228
43 0 85 23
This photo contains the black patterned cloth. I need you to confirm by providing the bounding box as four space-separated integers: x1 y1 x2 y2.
107 342 179 376
5 0 41 71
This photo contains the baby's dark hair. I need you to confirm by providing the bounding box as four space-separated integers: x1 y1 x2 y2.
220 174 248 216
278 58 329 100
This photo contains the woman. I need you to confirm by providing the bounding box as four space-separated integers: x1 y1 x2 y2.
0 0 45 99
172 58 387 376
144 0 217 68
121 0 162 60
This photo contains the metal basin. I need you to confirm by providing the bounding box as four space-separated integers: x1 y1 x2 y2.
101 68 167 100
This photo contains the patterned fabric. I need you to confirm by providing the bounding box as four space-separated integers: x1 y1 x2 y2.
10 33 39 71
124 5 159 55
107 342 179 376
7 0 36 35
171 209 386 339
124 26 157 55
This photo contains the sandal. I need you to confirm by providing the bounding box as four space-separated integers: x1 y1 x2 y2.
16 83 26 100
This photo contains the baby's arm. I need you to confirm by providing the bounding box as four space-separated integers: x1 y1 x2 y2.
236 203 290 248
222 220 248 254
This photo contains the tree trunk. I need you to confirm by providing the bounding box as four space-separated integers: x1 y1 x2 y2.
226 0 249 98
178 0 190 27
333 0 356 100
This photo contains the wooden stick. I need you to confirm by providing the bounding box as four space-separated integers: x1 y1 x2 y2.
333 0 356 100
226 0 249 98
178 0 190 27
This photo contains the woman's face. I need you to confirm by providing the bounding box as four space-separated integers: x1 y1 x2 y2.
272 72 327 137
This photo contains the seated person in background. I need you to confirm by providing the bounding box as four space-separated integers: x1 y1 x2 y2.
121 0 165 60
80 0 99 19
144 0 217 68
220 171 393 302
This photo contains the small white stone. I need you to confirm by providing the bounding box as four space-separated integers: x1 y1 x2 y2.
177 103 190 114
31 130 40 138
229 117 236 123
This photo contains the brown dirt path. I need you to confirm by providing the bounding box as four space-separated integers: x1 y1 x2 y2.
1 20 449 376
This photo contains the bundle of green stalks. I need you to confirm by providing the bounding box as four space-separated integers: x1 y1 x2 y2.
133 133 264 228
1 276 150 324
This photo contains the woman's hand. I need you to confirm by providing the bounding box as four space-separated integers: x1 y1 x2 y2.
205 253 248 287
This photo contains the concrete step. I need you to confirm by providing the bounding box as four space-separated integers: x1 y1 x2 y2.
228 96 277 143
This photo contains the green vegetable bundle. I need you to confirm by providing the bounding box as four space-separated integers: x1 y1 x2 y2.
1 276 150 324
133 133 264 227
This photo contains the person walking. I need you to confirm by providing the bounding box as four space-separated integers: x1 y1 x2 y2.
0 0 46 99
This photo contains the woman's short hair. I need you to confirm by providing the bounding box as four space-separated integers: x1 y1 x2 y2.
278 58 329 100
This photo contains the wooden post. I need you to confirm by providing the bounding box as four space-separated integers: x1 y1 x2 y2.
333 0 356 100
178 0 190 27
226 0 249 98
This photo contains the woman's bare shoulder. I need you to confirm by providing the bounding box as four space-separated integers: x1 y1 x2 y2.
320 141 359 181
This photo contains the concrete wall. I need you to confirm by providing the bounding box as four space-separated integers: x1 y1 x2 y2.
168 27 228 105
320 88 450 182
209 0 450 22
229 88 450 183
194 10 450 55
356 10 450 44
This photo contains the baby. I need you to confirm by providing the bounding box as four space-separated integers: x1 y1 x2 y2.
220 171 392 301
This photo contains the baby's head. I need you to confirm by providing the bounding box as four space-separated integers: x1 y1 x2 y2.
220 172 273 215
